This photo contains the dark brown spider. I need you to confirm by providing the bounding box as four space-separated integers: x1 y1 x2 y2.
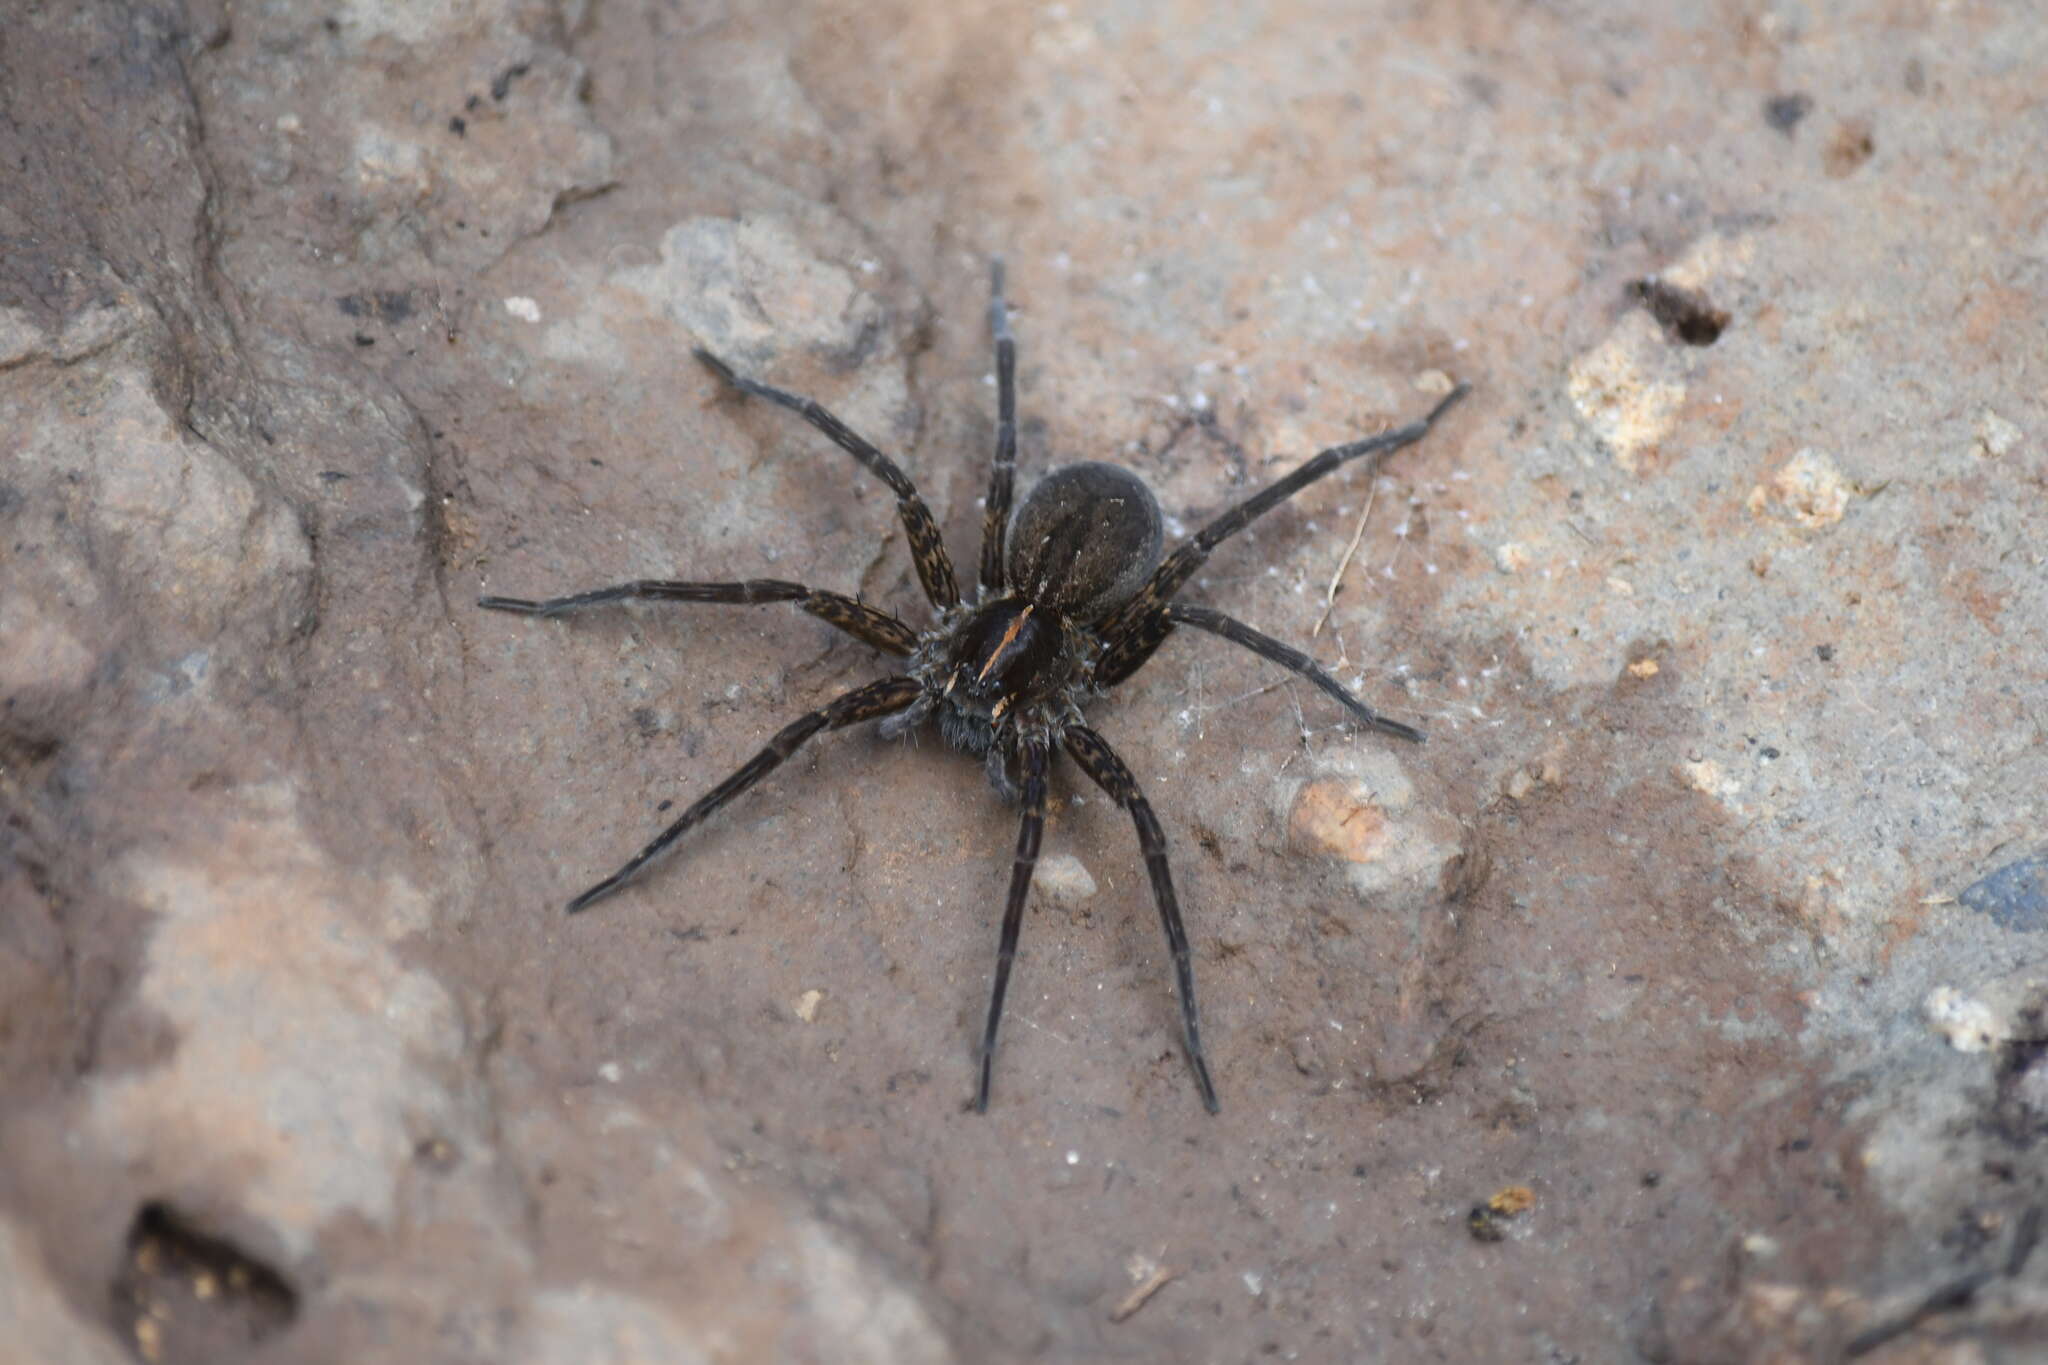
479 263 1467 1113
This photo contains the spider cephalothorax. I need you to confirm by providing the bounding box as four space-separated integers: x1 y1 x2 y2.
480 262 1467 1113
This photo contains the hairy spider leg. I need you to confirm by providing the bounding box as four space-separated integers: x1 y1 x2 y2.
975 732 1050 1112
978 259 1019 594
1164 603 1425 743
564 675 922 914
1062 724 1222 1113
479 578 918 656
1095 382 1470 688
693 348 961 610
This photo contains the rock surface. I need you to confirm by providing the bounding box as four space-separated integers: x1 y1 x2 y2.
1 1 2042 1362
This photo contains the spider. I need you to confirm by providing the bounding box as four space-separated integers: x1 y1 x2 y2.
479 262 1467 1113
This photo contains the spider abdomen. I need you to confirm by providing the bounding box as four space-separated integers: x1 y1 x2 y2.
1006 462 1163 624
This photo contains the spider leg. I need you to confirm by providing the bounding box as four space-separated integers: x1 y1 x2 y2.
975 731 1049 1113
1061 724 1221 1114
1090 605 1174 692
566 674 922 914
1097 382 1468 682
479 578 918 656
694 348 960 610
1162 603 1425 742
978 258 1018 594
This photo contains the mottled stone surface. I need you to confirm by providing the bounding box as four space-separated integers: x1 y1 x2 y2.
2 1 2043 1362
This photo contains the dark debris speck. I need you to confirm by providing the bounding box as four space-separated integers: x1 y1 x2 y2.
1629 277 1729 347
337 289 415 323
1764 92 1814 134
1959 847 2048 933
491 61 531 101
1467 1206 1508 1242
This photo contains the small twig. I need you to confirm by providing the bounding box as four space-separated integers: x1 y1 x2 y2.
1312 479 1380 639
1109 1265 1178 1322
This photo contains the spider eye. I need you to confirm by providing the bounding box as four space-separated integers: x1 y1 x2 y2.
1006 462 1163 622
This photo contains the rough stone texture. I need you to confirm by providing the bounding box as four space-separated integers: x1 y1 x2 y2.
1 1 2042 1362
